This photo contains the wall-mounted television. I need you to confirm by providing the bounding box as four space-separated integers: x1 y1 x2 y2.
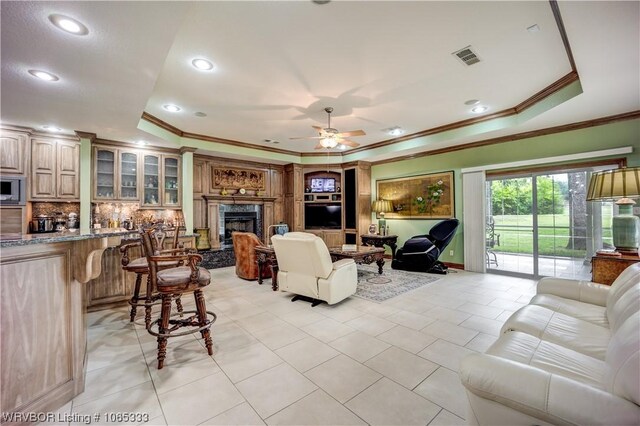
310 177 335 193
305 204 341 229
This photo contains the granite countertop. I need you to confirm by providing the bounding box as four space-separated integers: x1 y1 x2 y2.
0 228 139 248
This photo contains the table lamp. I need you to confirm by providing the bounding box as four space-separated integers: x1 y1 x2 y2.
587 166 640 254
372 200 394 234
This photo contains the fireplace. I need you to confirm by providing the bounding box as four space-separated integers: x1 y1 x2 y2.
223 211 257 245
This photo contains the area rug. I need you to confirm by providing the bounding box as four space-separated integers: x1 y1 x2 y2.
355 264 441 302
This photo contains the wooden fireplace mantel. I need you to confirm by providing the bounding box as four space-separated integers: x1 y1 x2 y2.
204 195 276 249
203 195 277 204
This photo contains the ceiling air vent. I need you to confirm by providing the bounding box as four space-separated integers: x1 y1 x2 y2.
452 46 481 66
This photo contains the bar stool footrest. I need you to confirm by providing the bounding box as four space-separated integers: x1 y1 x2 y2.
147 310 217 338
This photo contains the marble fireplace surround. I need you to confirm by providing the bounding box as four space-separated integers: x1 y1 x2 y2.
203 195 277 250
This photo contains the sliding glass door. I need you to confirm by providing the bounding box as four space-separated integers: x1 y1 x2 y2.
486 165 614 279
486 177 535 276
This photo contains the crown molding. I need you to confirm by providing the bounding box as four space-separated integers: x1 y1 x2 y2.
372 110 640 166
75 131 96 142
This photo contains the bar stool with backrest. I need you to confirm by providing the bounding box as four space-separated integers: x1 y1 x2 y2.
140 226 216 369
120 226 186 327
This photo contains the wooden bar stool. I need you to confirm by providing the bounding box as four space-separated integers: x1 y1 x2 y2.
120 226 185 327
140 227 216 369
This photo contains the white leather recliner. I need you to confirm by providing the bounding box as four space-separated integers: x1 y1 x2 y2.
460 263 640 426
271 232 357 305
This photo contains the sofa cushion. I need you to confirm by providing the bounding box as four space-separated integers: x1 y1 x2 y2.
529 293 608 327
487 331 605 389
606 263 640 329
501 305 610 360
607 282 640 333
604 312 640 405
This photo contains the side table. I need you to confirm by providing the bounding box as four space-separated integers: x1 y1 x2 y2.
361 234 398 259
255 246 279 291
591 253 640 285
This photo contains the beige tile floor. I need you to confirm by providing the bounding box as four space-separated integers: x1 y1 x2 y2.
64 266 536 426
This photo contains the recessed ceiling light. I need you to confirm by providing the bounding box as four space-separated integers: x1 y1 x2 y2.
471 105 489 114
194 111 207 117
49 14 89 35
136 140 147 146
28 69 59 81
388 127 405 136
191 58 215 71
163 104 181 112
527 24 540 33
272 141 280 144
464 99 480 106
42 125 62 132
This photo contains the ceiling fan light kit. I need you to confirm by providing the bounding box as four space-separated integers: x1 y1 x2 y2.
290 106 365 150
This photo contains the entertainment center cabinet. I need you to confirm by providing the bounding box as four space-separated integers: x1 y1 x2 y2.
283 161 371 247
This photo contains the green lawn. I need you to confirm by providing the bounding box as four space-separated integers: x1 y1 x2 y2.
490 214 613 258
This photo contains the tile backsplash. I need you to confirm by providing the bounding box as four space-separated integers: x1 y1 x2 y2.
32 202 80 217
92 202 183 228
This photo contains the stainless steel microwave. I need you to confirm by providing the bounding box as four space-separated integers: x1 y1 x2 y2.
0 176 26 205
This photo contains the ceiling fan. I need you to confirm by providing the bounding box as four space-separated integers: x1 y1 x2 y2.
290 107 365 149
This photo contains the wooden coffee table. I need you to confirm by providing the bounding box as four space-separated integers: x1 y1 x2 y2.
255 245 385 291
328 246 386 274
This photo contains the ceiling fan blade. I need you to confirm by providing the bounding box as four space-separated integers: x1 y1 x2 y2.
339 139 360 148
336 129 366 138
312 125 325 131
314 143 324 149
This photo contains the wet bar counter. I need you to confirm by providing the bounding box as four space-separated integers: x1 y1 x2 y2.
0 229 136 422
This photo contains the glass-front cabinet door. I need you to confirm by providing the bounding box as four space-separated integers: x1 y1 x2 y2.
95 147 116 199
163 155 180 207
142 154 160 206
119 151 139 200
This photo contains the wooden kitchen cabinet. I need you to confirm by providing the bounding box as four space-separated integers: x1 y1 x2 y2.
162 155 181 207
57 140 80 199
0 129 29 176
31 137 80 201
591 253 640 285
30 138 56 199
93 146 141 201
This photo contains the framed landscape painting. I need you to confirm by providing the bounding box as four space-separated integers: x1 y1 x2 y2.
376 171 455 219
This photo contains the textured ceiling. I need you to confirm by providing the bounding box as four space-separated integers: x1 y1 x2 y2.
1 1 638 159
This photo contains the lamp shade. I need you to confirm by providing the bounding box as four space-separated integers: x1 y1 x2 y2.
587 167 640 201
372 200 394 214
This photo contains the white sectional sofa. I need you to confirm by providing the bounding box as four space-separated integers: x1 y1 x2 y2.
459 263 640 426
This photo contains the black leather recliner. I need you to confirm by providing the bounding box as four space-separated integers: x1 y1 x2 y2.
391 218 460 274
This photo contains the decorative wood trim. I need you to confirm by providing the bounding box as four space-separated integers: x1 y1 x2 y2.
443 262 465 270
211 167 266 190
93 138 181 154
514 72 579 113
74 131 96 143
372 111 640 166
182 130 300 156
549 0 577 72
485 158 627 178
203 195 277 203
179 146 197 154
141 111 183 136
460 147 631 174
300 151 344 157
194 154 284 172
347 72 579 155
0 124 80 141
